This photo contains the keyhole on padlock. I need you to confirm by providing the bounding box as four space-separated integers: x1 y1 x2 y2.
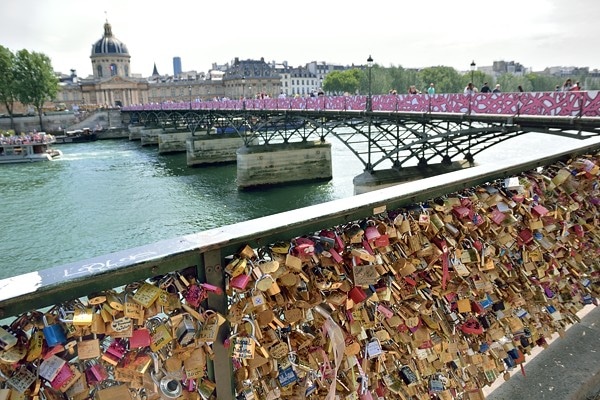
159 376 182 399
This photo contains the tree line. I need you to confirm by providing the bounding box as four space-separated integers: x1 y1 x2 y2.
0 45 59 131
323 64 600 96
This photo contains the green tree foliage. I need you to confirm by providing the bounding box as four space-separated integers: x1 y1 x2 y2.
323 69 362 95
526 73 562 92
417 66 464 94
0 46 17 130
497 73 533 93
13 49 59 131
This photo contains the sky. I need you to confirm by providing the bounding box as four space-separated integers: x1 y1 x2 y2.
3 0 599 78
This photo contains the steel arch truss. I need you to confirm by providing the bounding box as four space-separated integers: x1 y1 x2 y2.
124 109 600 173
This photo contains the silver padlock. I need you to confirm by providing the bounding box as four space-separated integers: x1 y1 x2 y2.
175 314 196 347
6 365 37 394
149 352 183 399
0 325 18 350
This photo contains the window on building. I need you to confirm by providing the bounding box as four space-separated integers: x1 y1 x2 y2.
124 66 129 77
97 65 103 77
110 64 118 76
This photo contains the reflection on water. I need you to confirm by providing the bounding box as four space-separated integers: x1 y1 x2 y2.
0 133 596 279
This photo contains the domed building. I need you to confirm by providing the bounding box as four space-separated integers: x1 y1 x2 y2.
91 21 131 80
52 20 282 115
77 20 149 108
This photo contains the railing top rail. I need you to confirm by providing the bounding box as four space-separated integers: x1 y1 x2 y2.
2 139 600 318
122 91 600 118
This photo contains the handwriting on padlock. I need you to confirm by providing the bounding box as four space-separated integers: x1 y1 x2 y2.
352 264 380 287
268 341 289 359
110 317 132 332
232 336 255 359
7 366 37 393
39 355 67 381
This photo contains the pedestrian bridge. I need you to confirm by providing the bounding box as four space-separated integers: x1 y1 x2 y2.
121 91 600 190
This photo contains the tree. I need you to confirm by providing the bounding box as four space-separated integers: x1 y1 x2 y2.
417 66 464 94
0 46 17 130
526 73 561 92
14 49 59 131
497 73 532 93
323 69 361 95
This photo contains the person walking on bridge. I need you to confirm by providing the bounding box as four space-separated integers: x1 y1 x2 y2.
480 82 491 93
427 83 436 95
464 82 475 94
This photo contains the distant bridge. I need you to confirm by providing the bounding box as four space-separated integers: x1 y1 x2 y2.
121 92 600 173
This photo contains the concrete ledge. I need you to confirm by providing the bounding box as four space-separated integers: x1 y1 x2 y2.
486 305 600 400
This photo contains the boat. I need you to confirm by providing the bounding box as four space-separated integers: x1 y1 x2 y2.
54 128 98 144
0 133 63 164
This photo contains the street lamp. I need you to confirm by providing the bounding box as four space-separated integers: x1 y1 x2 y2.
242 76 246 109
367 55 373 112
470 60 476 86
188 85 192 110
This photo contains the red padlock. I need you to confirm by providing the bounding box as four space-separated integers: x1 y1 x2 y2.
130 328 151 349
348 286 368 304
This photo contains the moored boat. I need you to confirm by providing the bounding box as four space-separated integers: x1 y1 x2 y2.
0 133 63 164
54 128 98 144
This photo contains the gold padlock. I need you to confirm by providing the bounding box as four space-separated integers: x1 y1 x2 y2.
95 384 132 400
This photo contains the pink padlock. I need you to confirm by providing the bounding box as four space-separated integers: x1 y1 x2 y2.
329 248 343 263
376 304 394 319
230 273 251 291
105 339 127 359
85 360 108 384
51 363 74 389
364 222 381 242
185 284 204 307
361 239 374 255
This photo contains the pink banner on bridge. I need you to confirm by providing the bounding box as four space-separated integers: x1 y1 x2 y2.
124 91 600 117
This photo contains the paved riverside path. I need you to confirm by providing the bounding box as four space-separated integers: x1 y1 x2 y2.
485 305 600 400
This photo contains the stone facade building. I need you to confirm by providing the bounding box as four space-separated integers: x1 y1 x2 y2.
46 22 350 111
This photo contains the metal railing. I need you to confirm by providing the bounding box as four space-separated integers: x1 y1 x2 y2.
1 140 600 399
122 91 600 117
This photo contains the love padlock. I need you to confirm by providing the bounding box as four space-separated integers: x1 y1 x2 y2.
0 325 18 350
147 316 173 352
175 314 196 347
84 359 109 385
6 365 37 394
42 314 67 347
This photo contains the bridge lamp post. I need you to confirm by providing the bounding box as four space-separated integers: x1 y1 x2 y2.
470 60 476 86
242 76 246 110
188 85 192 110
367 55 373 112
366 55 374 172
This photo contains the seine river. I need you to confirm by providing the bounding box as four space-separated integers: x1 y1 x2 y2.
0 133 595 279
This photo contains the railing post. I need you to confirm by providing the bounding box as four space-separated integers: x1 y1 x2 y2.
204 249 235 400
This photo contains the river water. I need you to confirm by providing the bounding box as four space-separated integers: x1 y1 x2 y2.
0 133 596 279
